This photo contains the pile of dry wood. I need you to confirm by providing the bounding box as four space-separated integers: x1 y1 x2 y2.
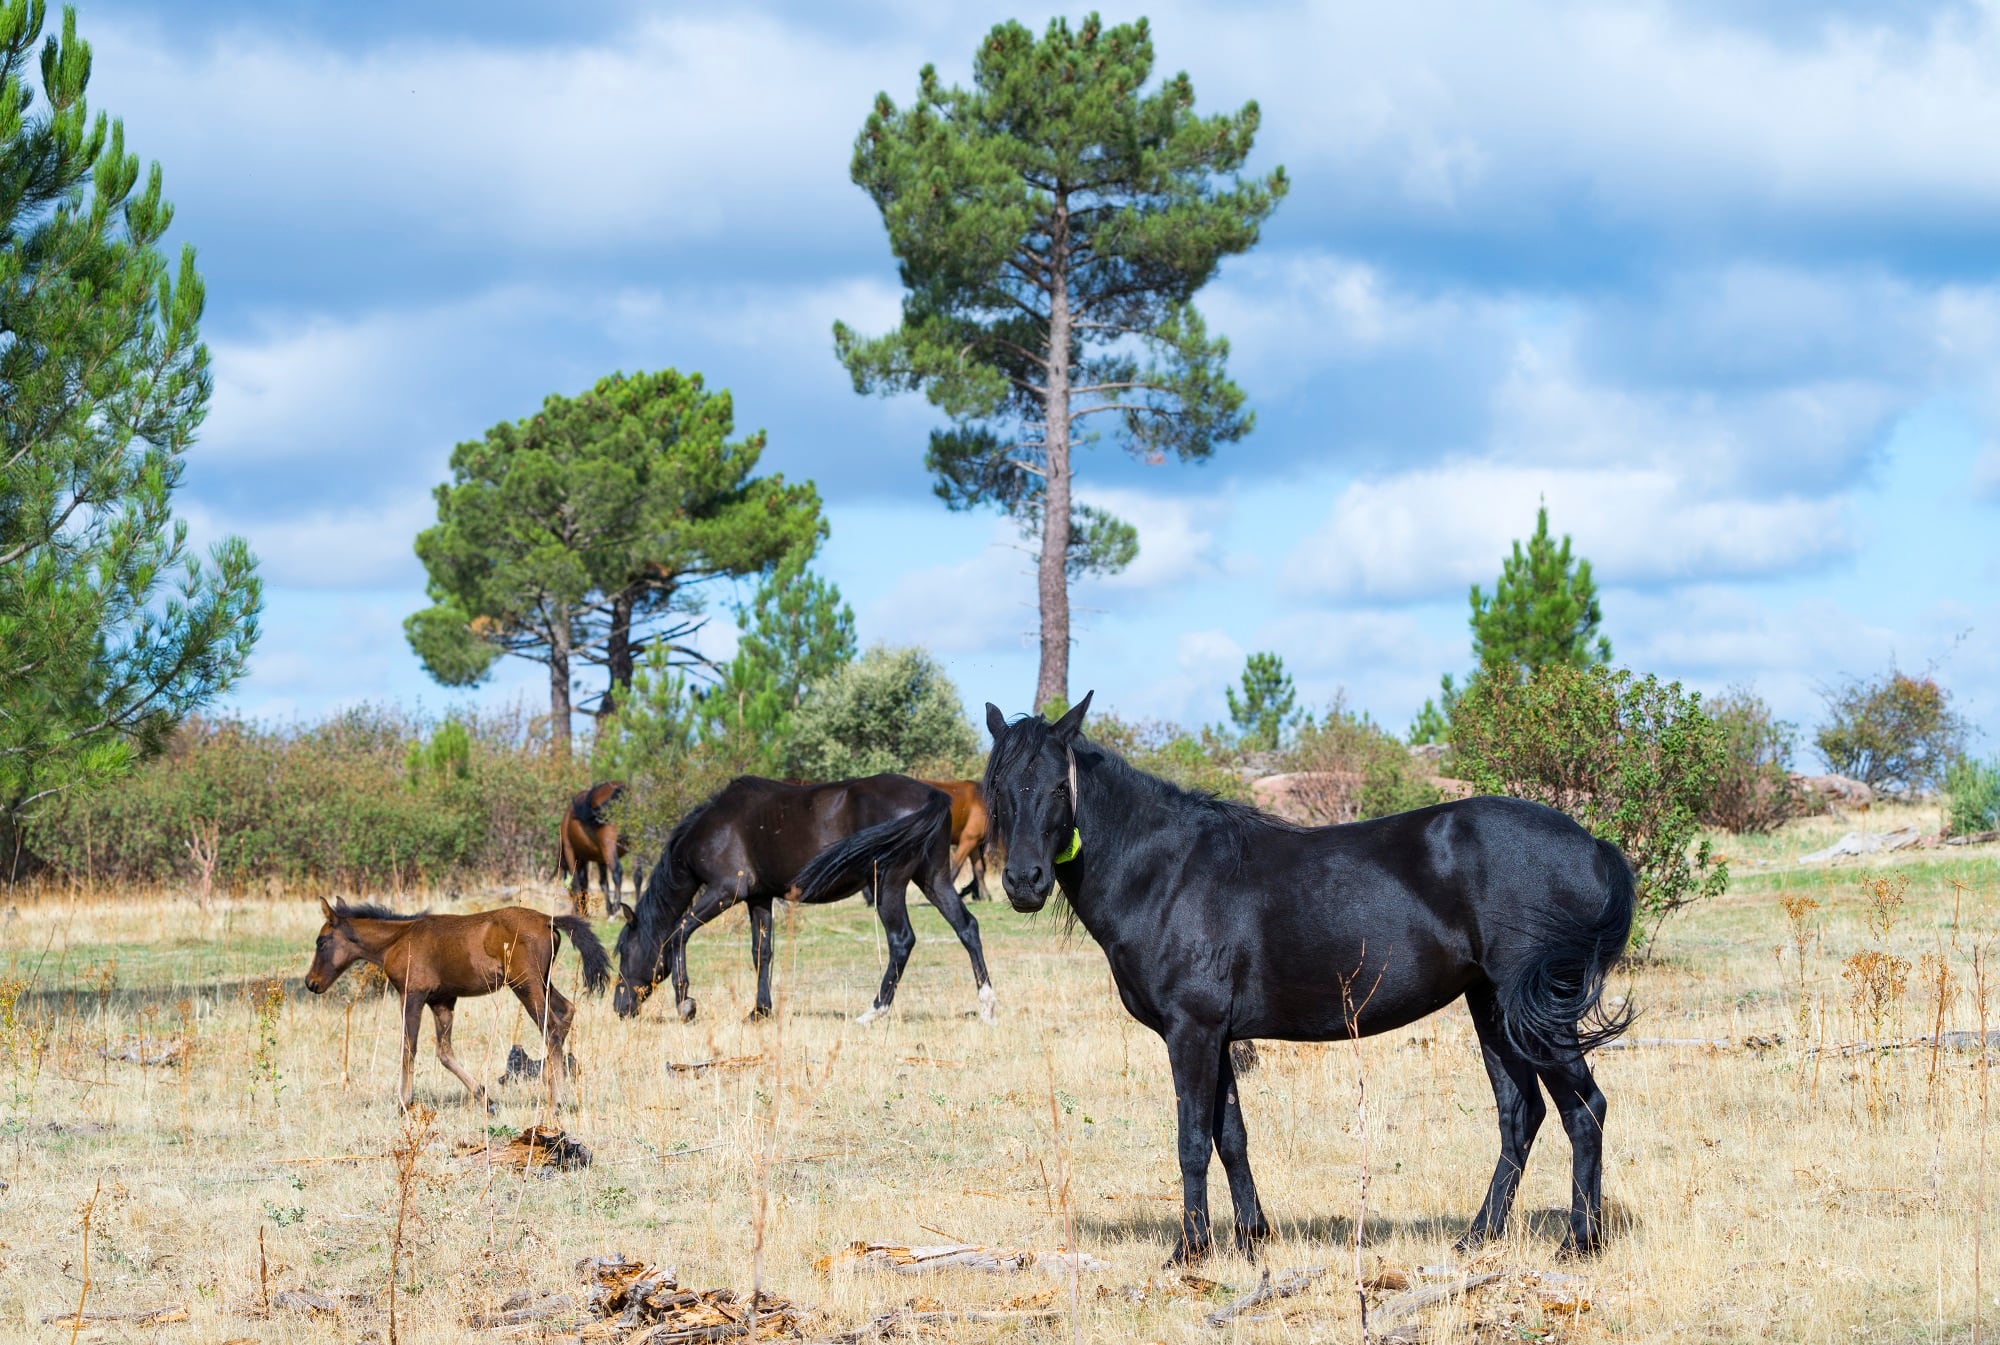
455 1124 593 1172
575 1256 807 1340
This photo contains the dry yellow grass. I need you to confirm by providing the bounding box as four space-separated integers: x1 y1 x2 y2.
0 818 1996 1342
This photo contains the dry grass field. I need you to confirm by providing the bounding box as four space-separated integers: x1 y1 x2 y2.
1 801 1997 1343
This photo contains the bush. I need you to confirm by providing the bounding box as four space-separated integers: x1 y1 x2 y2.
1946 757 2000 836
1450 664 1728 948
1701 687 1800 834
25 705 574 889
789 645 981 781
1816 669 1969 794
1279 695 1442 822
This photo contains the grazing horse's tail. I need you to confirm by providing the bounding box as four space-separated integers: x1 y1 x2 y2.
552 914 612 995
788 789 950 904
1497 837 1637 1065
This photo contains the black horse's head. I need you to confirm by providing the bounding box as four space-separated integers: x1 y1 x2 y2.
612 916 657 1018
983 691 1093 913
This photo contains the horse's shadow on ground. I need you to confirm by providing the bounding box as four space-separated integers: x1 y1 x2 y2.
1080 1200 1638 1255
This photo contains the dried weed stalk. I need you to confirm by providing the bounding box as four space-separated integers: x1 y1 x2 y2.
1780 895 1820 1046
66 1175 101 1345
387 1103 439 1345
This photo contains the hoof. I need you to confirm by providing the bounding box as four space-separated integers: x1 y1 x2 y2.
746 1006 773 1023
1162 1239 1212 1269
676 999 698 1023
1233 1222 1270 1257
855 1004 888 1026
977 984 997 1024
1452 1228 1489 1256
1556 1234 1602 1260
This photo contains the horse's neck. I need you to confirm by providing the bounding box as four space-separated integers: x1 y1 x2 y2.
347 919 409 963
1066 751 1153 932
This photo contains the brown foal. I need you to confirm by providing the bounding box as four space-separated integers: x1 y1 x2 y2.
303 898 609 1111
918 779 993 899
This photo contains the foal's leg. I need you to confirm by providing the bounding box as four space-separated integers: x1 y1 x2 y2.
914 861 996 1022
746 897 775 1021
509 974 572 1110
398 992 426 1110
430 1000 493 1113
858 880 918 1025
1536 1041 1611 1254
1212 1038 1269 1255
1459 983 1548 1250
1163 1018 1226 1265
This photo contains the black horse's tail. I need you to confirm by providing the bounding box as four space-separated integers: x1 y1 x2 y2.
1497 837 1637 1065
552 914 612 995
789 789 950 904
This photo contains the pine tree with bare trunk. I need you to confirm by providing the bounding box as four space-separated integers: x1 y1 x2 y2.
835 13 1283 710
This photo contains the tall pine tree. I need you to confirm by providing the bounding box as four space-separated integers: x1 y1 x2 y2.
1 2 261 872
835 14 1285 711
406 370 822 755
1225 651 1297 752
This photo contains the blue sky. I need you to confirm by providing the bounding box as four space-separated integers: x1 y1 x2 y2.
83 0 2000 758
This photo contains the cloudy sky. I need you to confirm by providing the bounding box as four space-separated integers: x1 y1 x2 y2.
85 0 2000 756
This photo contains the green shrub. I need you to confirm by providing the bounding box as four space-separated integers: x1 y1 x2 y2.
1945 757 2000 836
1281 695 1442 821
1450 664 1728 948
1816 668 1969 794
1701 686 1800 834
25 705 573 889
789 645 981 781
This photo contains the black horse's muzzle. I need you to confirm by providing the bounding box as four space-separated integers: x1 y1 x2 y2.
1003 862 1052 912
613 979 645 1018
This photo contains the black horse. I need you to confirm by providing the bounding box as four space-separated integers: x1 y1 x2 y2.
983 694 1633 1265
613 774 997 1025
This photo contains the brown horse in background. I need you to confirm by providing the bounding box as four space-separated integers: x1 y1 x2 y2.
303 898 609 1111
558 781 635 917
920 779 993 900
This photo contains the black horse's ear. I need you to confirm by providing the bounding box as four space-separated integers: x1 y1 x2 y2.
985 702 1008 740
1050 690 1094 743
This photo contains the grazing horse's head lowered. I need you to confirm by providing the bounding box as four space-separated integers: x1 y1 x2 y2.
983 691 1093 914
612 917 658 1019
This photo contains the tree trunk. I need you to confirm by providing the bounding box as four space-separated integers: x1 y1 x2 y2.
1035 191 1073 715
549 613 573 758
598 589 635 724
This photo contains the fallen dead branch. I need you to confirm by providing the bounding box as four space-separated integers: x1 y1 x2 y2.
665 1055 763 1076
574 1254 807 1339
469 1290 575 1327
456 1125 593 1172
832 1303 1060 1342
1204 1265 1333 1326
814 1241 1109 1277
95 1035 185 1067
1373 1270 1503 1322
42 1304 187 1326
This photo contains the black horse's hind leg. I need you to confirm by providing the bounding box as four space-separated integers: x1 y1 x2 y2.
914 861 996 1021
1212 1038 1269 1255
1458 983 1548 1251
1163 1018 1225 1264
858 880 918 1024
746 897 775 1021
1537 1045 1610 1254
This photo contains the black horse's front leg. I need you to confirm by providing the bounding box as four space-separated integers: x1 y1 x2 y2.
746 898 775 1020
1163 1020 1224 1265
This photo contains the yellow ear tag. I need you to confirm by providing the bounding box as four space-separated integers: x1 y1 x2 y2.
1055 828 1082 864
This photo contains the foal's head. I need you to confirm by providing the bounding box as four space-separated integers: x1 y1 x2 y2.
303 898 368 995
982 691 1093 914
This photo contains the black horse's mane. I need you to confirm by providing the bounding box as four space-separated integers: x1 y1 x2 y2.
333 899 422 922
986 715 1306 855
623 795 718 961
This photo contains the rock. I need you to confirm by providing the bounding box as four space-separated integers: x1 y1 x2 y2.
1792 774 1876 808
1799 827 1921 864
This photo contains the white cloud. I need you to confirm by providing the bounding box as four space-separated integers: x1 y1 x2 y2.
181 496 435 590
1072 485 1229 592
861 522 1037 656
1284 462 1856 603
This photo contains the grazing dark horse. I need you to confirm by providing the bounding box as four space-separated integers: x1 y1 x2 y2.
612 774 996 1026
558 781 636 918
303 898 610 1110
919 779 993 900
983 694 1634 1265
